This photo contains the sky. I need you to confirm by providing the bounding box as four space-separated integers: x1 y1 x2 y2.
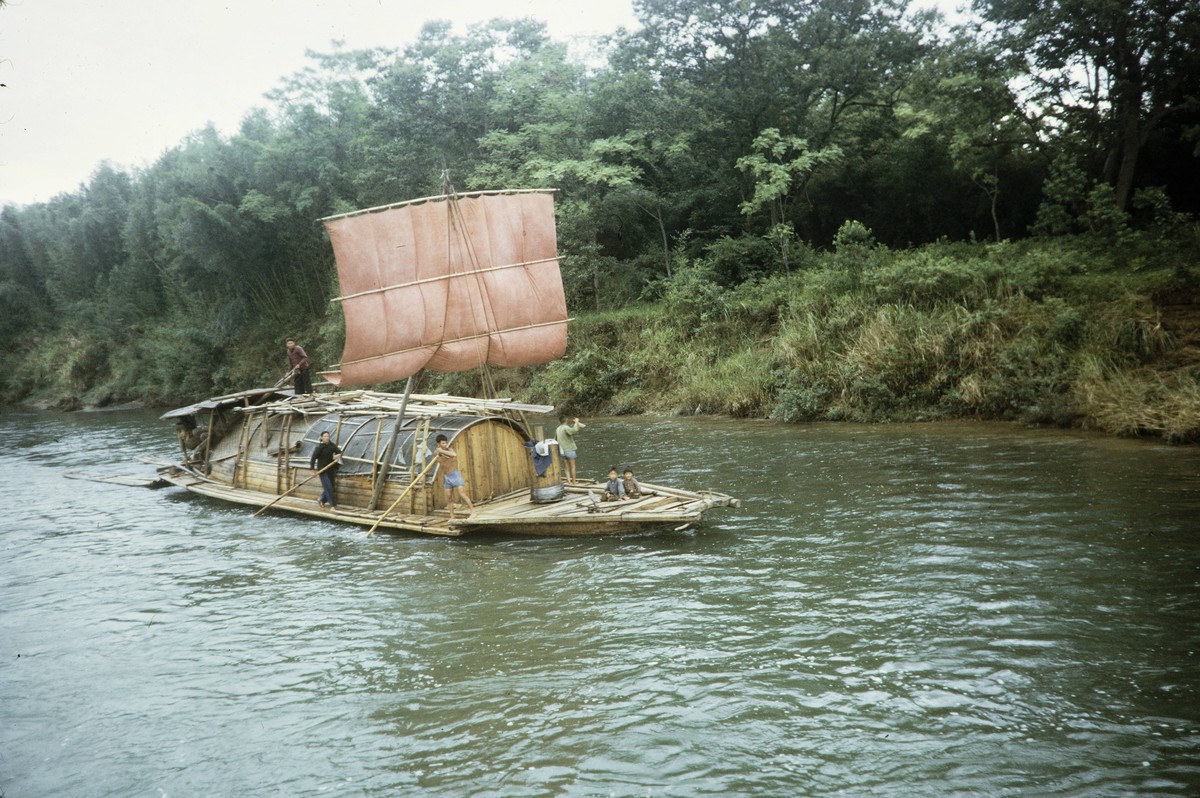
0 0 642 207
0 0 962 208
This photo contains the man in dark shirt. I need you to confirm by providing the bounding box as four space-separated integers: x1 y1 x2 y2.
286 338 312 394
310 431 341 509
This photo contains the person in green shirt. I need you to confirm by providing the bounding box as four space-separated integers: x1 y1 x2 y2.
555 414 586 484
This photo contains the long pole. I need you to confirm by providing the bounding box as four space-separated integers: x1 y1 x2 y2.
252 459 338 517
273 368 297 389
368 374 415 511
366 457 437 537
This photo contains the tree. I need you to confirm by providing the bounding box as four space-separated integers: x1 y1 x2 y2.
975 0 1200 210
362 18 557 199
897 34 1045 241
736 128 843 269
612 0 934 247
0 206 51 338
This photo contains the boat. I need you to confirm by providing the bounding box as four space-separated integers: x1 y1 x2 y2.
156 187 738 537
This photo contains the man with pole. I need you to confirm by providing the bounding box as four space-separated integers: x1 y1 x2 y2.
285 337 313 395
310 431 341 509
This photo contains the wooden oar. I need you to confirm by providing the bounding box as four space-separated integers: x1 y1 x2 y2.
252 459 337 517
366 458 438 537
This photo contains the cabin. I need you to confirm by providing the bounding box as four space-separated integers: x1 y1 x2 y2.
162 389 563 521
242 411 549 514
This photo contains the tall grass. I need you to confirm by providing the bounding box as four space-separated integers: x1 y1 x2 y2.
1074 357 1200 442
529 232 1198 443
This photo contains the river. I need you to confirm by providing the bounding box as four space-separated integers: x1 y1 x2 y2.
2 408 1198 797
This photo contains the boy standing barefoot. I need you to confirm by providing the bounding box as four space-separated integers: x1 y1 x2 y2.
555 414 586 483
436 434 475 518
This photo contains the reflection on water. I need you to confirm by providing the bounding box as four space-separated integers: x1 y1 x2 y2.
1 409 1198 796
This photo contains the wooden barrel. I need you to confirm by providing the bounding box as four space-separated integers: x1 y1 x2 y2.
529 440 564 503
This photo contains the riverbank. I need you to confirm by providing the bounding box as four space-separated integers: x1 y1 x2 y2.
506 235 1200 443
4 234 1198 443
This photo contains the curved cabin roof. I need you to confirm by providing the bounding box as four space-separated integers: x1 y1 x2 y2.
298 412 519 477
173 390 553 491
167 388 552 423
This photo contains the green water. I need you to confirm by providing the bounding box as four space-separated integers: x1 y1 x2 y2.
2 410 1198 796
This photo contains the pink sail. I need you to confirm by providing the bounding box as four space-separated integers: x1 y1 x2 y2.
321 190 568 387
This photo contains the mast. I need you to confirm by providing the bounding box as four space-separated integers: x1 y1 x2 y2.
368 174 451 510
367 374 415 511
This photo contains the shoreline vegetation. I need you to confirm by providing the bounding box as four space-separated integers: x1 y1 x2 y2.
6 229 1199 444
2 4 1198 442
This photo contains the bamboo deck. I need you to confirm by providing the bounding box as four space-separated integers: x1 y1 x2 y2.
455 483 739 536
159 465 738 538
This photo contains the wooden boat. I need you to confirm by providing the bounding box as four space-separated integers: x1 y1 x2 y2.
157 188 738 536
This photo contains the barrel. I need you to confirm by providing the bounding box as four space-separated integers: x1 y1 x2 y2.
528 439 565 503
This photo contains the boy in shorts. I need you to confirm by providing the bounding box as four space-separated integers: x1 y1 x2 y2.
436 434 475 518
555 414 586 483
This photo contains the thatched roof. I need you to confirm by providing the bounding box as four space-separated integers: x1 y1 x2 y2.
236 389 554 419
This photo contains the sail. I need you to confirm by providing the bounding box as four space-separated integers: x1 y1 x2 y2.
320 190 568 387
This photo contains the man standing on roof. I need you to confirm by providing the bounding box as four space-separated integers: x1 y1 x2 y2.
286 337 313 394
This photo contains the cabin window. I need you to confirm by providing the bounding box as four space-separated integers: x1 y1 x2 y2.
290 413 520 483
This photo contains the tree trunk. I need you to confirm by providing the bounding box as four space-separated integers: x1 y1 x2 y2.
657 202 672 278
990 189 1001 243
1109 25 1143 212
1113 99 1142 211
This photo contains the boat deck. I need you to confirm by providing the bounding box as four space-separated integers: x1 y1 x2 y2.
457 483 738 536
159 466 738 537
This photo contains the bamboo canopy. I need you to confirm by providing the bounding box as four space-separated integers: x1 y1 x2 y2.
232 390 554 419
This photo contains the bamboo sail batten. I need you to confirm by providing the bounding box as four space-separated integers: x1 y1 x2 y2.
317 188 557 223
329 319 570 372
331 257 560 303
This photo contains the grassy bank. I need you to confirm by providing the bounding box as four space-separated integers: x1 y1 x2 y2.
520 233 1200 443
5 233 1199 443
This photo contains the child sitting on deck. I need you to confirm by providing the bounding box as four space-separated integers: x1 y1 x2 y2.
622 468 642 500
602 467 626 502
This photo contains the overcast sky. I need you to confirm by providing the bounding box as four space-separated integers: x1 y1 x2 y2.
0 0 959 208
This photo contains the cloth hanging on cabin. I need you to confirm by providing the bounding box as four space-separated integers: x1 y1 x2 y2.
526 439 557 477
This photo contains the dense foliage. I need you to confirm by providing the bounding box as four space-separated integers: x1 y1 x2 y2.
530 227 1200 442
1 0 1198 439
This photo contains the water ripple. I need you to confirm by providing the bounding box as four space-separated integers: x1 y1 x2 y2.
1 412 1199 796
